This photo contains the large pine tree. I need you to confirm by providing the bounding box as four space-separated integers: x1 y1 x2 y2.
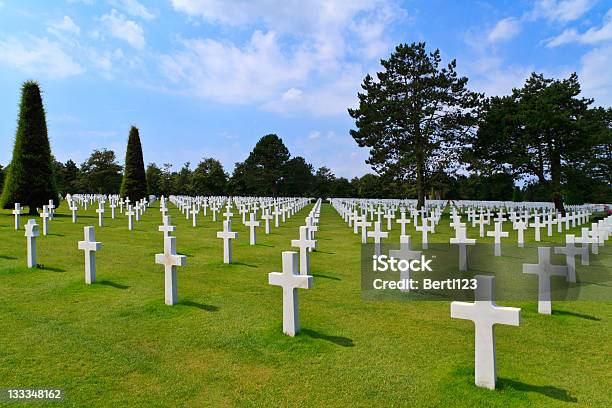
1 81 58 214
120 126 148 202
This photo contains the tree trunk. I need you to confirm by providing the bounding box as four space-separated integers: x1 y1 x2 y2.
416 153 425 209
551 153 565 215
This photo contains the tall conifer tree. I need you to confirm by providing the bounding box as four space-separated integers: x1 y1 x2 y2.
1 81 58 214
120 126 148 201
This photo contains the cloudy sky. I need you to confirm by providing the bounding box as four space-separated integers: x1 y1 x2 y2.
0 0 611 177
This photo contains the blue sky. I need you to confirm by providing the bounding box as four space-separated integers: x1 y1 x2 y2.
0 0 611 178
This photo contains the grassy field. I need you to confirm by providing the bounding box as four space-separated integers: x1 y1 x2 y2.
0 201 610 407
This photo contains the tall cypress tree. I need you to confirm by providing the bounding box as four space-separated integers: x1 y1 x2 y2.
1 81 58 214
120 126 148 202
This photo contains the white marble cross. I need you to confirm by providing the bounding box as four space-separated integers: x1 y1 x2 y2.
396 212 411 236
383 210 394 231
217 220 238 264
78 226 102 284
357 215 372 244
245 212 260 245
223 207 233 222
110 202 116 219
554 236 582 283
451 275 521 390
450 227 476 272
126 205 135 231
522 247 567 314
487 222 509 257
192 205 198 227
367 221 389 256
96 203 105 227
40 205 50 236
261 209 273 234
389 235 421 292
514 220 527 248
48 199 55 220
12 203 21 230
475 215 489 238
415 221 434 250
24 219 40 268
572 228 590 266
70 203 78 223
530 216 544 242
268 251 313 337
155 236 186 305
159 215 176 238
291 225 315 275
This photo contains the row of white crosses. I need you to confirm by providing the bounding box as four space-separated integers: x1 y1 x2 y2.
269 199 321 336
330 198 610 391
213 198 310 264
333 199 442 251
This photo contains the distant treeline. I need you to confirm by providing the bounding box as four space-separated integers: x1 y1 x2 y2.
0 133 600 204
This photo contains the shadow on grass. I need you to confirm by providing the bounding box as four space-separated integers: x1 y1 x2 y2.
314 250 335 255
47 233 65 237
577 280 611 287
301 328 354 347
313 274 341 281
0 255 17 260
37 265 65 272
98 280 130 289
498 378 577 403
553 310 601 321
256 244 274 247
181 300 219 312
232 262 257 268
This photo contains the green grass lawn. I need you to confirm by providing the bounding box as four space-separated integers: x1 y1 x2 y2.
0 202 610 407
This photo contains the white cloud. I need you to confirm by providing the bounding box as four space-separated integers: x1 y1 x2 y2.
309 130 321 139
164 0 402 115
47 16 81 36
160 30 310 104
487 17 521 43
101 9 145 49
531 0 595 23
0 36 84 78
110 0 155 20
579 44 612 106
262 67 363 116
546 9 612 46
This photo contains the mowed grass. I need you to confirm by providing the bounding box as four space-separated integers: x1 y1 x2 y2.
0 202 610 407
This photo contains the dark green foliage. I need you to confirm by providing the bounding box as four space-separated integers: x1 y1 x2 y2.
469 73 602 213
172 162 193 195
0 165 4 192
512 186 523 202
159 163 174 196
235 134 290 196
192 158 227 196
331 177 353 197
311 167 335 198
354 173 382 198
280 156 314 196
54 159 79 195
145 163 162 196
77 149 123 194
349 42 481 209
1 81 58 214
120 126 148 201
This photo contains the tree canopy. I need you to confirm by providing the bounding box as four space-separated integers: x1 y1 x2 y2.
120 126 148 202
349 42 481 209
469 73 606 213
1 81 58 214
